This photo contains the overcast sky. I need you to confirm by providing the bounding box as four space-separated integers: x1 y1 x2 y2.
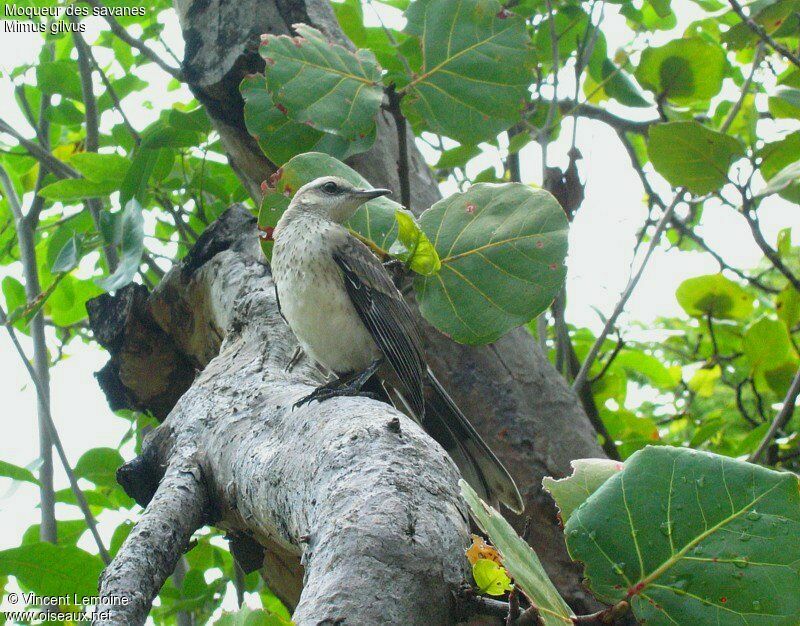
0 0 794 617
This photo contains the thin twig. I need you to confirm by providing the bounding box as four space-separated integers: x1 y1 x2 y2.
741 209 800 291
573 191 685 392
720 43 764 134
0 305 111 564
748 367 800 463
540 0 560 173
0 119 79 179
73 28 119 271
726 0 800 70
81 0 184 80
387 86 411 208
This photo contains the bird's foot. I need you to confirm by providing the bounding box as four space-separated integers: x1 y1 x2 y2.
292 359 382 409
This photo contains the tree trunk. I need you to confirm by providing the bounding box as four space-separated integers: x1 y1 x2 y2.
88 0 607 621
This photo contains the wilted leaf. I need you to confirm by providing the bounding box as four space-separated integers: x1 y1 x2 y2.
648 122 744 194
542 459 623 524
414 183 568 344
461 481 573 625
401 0 533 143
565 446 800 625
466 534 503 565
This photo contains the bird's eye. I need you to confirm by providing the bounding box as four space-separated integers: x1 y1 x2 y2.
321 181 339 194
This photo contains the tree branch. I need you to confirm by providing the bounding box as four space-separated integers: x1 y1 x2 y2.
81 0 184 80
741 209 800 292
726 0 800 70
748 367 800 463
572 191 685 393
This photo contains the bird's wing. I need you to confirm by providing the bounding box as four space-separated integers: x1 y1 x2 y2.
332 233 426 416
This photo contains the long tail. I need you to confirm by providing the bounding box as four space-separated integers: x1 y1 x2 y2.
421 368 524 514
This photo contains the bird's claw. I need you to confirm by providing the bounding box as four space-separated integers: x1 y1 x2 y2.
292 385 380 410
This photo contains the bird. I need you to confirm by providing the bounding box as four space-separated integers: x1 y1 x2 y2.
270 175 524 514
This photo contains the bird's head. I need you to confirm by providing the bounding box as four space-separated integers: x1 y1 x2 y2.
289 176 391 223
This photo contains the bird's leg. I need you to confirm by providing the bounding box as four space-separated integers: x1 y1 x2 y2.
293 359 383 409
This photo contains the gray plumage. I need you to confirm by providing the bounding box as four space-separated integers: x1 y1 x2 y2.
271 176 524 514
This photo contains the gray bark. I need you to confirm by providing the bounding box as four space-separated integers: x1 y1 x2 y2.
89 0 608 621
90 207 469 625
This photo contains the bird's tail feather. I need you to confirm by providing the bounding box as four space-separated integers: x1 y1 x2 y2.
422 368 524 514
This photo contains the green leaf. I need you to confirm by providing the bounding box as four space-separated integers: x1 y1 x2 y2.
777 285 800 330
0 543 104 598
2 276 28 333
542 459 623 524
759 131 800 180
401 0 533 144
258 152 398 261
241 74 374 165
50 235 82 273
215 606 292 626
648 122 743 194
98 199 145 291
140 120 202 150
769 89 800 120
38 178 121 202
74 447 124 487
757 160 800 198
0 460 40 486
461 481 573 625
389 209 441 275
36 61 83 100
635 38 725 104
414 183 568 344
472 558 513 596
743 318 797 394
69 153 130 183
259 24 383 140
687 365 721 397
676 274 754 320
22 519 86 546
565 446 800 625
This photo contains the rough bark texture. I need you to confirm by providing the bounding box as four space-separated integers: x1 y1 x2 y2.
89 0 609 621
91 207 470 624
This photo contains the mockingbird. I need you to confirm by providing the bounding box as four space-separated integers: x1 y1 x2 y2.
271 175 523 513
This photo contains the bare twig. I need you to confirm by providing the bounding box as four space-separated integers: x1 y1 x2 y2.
540 0 560 173
720 43 764 134
81 0 184 80
0 303 111 564
386 86 411 208
573 191 685 392
748 367 800 463
726 0 800 70
741 209 800 291
73 28 119 271
0 119 79 179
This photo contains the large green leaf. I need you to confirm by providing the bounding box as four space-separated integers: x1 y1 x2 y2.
414 183 568 344
241 74 374 165
401 0 533 143
461 481 573 625
38 178 121 202
648 122 744 194
0 460 40 486
98 199 145 292
0 543 103 598
69 153 130 183
259 24 383 140
542 459 623 524
258 153 398 260
74 447 124 487
676 274 754 320
565 446 800 625
635 38 725 104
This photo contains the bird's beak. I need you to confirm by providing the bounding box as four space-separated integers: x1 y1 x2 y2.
353 188 391 199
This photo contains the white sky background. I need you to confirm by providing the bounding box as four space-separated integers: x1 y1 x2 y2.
0 0 796 614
